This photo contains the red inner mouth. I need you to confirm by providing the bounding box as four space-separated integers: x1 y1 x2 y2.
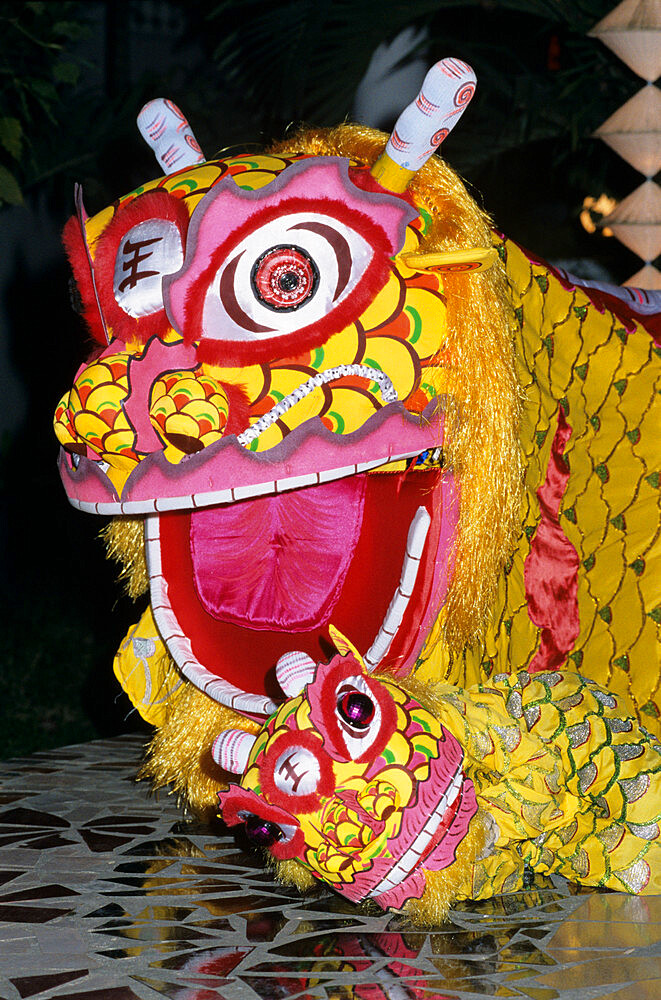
157 469 447 700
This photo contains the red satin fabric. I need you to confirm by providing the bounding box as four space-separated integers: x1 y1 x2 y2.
524 408 580 671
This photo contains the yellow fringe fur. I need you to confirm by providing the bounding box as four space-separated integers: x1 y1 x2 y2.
101 517 149 599
137 680 260 820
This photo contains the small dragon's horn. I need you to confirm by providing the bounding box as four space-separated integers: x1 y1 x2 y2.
371 58 477 193
137 98 205 174
211 729 257 774
276 650 317 697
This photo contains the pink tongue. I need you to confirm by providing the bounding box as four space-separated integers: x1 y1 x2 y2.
190 476 366 631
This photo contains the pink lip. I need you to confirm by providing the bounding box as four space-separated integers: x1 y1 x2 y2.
329 729 477 908
60 401 444 514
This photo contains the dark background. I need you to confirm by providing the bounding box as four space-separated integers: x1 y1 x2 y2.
0 0 649 758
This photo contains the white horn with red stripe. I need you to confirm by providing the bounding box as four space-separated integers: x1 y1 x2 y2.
371 58 477 193
276 650 317 697
137 98 205 175
212 729 257 775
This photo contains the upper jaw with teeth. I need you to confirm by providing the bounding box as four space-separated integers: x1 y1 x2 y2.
58 357 446 516
54 150 455 718
55 327 454 716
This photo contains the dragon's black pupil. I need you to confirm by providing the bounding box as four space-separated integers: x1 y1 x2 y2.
244 814 283 848
279 272 299 291
338 691 375 729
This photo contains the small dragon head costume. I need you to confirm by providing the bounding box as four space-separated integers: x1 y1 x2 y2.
217 635 661 922
54 60 660 919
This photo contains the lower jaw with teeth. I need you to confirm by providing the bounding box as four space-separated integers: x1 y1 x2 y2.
306 769 471 908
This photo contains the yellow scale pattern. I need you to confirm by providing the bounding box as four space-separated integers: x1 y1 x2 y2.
416 236 661 731
423 670 661 899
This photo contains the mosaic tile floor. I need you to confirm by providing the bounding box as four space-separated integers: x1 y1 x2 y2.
1 736 660 1000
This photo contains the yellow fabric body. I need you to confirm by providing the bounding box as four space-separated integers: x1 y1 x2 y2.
414 670 661 900
113 605 182 727
415 236 661 732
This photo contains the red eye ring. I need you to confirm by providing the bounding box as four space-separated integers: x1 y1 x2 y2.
307 655 398 763
250 244 318 311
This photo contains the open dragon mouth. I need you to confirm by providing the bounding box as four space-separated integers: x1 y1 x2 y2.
146 466 458 716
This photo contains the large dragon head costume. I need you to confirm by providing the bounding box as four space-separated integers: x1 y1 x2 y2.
54 60 660 919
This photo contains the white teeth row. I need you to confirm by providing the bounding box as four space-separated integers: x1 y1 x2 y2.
364 505 431 671
144 516 279 716
68 450 421 515
370 767 464 898
236 365 398 448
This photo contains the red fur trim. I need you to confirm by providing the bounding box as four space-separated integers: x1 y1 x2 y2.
218 785 263 827
184 196 393 366
307 654 397 764
270 826 306 860
92 189 189 344
221 381 251 435
62 214 107 344
260 729 333 814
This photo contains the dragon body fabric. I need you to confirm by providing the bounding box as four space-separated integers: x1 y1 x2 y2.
54 62 660 920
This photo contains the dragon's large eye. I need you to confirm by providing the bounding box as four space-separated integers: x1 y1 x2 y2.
204 211 371 345
334 675 385 761
307 655 397 764
337 688 375 731
165 157 416 365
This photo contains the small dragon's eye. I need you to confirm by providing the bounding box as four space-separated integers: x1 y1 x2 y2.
251 245 319 311
244 813 284 848
337 690 375 731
